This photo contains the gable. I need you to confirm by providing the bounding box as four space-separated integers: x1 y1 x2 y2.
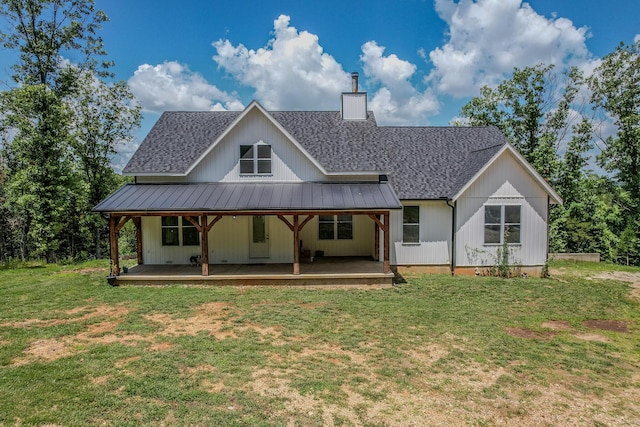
186 107 326 182
453 145 562 204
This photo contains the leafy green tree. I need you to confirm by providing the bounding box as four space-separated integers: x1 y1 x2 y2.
67 70 140 258
460 64 585 181
589 41 640 226
0 0 138 262
588 40 640 265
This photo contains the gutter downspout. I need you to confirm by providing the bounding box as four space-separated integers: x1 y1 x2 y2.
445 199 456 276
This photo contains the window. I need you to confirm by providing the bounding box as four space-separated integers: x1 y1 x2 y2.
161 216 200 246
484 205 521 244
403 206 420 243
161 216 179 246
240 143 271 175
182 217 200 246
337 215 353 240
319 215 353 240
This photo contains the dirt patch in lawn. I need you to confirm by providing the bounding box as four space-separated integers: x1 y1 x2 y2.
505 327 556 340
1 304 129 329
593 270 640 301
583 319 630 333
541 320 572 330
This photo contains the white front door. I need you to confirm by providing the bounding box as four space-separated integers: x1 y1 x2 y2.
249 215 269 258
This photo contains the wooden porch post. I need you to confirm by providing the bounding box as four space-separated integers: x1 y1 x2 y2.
132 217 143 265
201 214 209 276
383 212 390 273
277 214 313 276
293 215 300 275
374 214 380 261
109 214 120 276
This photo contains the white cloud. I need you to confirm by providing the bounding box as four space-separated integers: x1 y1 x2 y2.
128 61 243 113
428 0 596 97
213 15 350 111
635 34 640 44
360 41 439 125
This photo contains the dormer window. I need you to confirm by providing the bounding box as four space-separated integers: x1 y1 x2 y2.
240 143 271 175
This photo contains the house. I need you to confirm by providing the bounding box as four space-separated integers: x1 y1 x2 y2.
94 73 561 285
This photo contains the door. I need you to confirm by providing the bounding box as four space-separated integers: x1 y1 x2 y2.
249 215 270 258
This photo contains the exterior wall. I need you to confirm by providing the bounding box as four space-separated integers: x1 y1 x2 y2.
455 150 549 268
142 215 293 265
389 201 452 266
138 108 326 184
141 214 376 265
298 215 375 258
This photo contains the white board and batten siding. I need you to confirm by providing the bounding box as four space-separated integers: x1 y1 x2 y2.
141 214 377 265
141 215 294 265
390 201 452 266
138 108 325 184
455 150 549 267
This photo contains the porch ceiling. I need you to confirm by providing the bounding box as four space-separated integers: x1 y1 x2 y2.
93 182 402 213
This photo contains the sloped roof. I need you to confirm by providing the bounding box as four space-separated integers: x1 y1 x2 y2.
93 182 401 212
122 108 512 200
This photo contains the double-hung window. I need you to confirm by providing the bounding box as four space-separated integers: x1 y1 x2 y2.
161 217 179 246
484 205 521 244
319 215 353 240
402 206 420 243
240 143 271 175
161 216 200 246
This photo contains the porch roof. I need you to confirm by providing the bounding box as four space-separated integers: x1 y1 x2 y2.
93 182 402 213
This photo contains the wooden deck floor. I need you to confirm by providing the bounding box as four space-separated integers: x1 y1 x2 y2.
116 257 394 286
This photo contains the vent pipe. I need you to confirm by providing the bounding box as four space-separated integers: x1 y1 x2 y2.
351 72 359 93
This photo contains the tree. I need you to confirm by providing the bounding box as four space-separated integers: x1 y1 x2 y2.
589 41 640 265
67 70 140 258
589 41 640 214
0 0 139 262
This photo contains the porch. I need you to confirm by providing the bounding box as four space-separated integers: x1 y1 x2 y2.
113 257 394 286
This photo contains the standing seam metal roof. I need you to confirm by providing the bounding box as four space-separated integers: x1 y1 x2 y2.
93 182 402 212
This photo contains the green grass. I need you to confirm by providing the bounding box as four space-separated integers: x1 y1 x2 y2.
0 259 639 425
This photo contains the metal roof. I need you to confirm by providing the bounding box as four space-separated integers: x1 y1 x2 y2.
93 182 402 213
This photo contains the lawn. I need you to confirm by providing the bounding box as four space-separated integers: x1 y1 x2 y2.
0 260 638 426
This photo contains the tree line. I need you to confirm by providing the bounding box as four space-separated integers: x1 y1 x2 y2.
0 0 140 263
459 41 640 265
1 1 638 265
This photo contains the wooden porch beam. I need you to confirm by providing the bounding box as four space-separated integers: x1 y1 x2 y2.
277 215 294 231
114 215 132 234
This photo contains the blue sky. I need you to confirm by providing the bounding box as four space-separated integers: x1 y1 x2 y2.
2 0 639 164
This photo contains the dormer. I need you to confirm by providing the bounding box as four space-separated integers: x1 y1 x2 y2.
341 72 367 120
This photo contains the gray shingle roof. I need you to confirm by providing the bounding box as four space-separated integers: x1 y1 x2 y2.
93 182 401 212
122 108 509 200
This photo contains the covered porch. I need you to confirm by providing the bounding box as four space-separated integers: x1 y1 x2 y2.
94 182 402 285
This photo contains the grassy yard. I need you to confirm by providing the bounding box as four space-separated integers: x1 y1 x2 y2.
0 260 639 426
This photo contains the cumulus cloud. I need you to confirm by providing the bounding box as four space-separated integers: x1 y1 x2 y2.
128 61 243 113
360 41 439 125
213 15 350 111
427 0 596 97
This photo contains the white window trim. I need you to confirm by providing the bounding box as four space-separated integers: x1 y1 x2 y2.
318 215 353 240
161 216 200 247
240 141 272 176
483 204 522 246
402 205 420 244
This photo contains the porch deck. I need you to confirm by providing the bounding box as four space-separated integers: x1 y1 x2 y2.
115 257 394 286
